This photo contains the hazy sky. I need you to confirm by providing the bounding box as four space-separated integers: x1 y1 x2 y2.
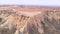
0 0 60 6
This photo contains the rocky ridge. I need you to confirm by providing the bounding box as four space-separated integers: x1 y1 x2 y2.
0 6 60 34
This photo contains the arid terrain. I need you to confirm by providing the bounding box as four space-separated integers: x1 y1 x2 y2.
0 5 60 34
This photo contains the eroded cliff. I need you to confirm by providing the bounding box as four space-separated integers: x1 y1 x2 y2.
0 6 60 34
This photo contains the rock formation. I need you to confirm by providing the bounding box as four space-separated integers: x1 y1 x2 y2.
0 5 60 34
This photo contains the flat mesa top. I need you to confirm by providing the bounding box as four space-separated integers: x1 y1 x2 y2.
0 5 60 17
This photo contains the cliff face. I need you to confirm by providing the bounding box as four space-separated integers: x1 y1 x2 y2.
0 6 60 34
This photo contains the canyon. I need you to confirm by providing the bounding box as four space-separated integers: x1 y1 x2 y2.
0 5 60 34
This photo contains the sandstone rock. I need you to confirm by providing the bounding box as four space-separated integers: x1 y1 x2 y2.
0 5 60 34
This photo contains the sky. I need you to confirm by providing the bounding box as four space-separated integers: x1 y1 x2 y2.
0 0 60 6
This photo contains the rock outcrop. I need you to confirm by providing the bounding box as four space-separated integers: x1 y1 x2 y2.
0 5 60 34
